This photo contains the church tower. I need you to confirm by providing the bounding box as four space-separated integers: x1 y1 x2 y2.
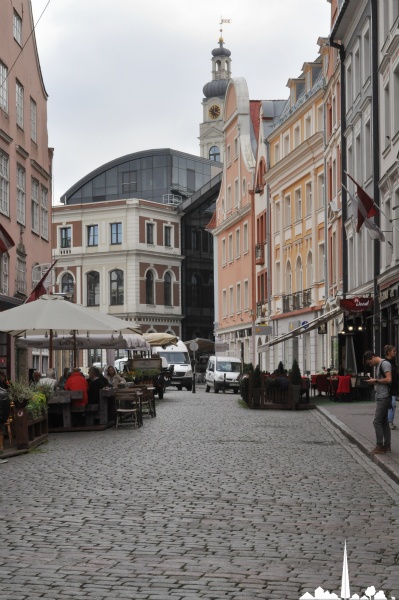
199 30 232 163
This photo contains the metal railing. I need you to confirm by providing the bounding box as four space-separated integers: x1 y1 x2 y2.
282 288 312 313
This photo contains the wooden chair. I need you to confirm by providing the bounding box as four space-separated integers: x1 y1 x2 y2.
114 389 142 429
130 385 156 418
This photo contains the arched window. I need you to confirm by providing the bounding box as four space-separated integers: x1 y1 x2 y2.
61 273 74 297
87 271 100 306
209 146 220 162
164 271 172 306
110 269 124 305
295 256 302 292
146 270 155 305
285 261 292 295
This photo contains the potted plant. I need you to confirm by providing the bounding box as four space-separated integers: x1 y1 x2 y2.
290 359 302 408
8 381 48 449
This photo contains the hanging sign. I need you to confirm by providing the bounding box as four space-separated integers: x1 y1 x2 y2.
340 297 373 313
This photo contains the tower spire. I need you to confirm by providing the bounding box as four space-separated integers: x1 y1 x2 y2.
340 541 350 599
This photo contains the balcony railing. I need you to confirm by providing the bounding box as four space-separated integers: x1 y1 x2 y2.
255 244 265 265
282 288 312 313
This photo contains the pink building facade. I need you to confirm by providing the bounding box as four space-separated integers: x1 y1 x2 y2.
0 0 53 378
211 78 256 364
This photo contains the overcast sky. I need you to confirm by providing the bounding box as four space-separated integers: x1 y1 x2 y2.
30 0 331 205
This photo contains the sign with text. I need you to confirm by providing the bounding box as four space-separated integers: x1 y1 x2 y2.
340 297 373 313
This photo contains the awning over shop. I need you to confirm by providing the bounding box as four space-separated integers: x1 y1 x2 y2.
184 338 215 354
258 306 343 350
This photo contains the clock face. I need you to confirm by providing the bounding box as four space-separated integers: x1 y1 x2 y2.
209 105 220 119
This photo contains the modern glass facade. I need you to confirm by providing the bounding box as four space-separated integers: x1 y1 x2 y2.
62 149 221 205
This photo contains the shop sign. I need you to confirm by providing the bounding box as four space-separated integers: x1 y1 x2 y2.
318 323 328 335
340 297 373 313
378 288 397 303
254 324 272 335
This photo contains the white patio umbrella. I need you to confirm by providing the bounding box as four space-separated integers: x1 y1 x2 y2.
0 295 142 367
143 332 178 347
15 333 149 351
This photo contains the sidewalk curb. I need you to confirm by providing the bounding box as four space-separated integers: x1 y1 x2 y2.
317 405 399 486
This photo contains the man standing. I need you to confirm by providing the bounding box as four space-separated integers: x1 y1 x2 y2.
364 350 392 454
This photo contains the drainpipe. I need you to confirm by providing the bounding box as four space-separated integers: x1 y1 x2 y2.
371 0 381 356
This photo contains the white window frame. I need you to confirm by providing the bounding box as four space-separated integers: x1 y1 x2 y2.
234 178 239 208
164 224 173 248
16 255 27 295
0 150 9 216
243 222 248 253
226 185 232 212
284 194 291 226
228 233 233 262
361 21 371 86
0 62 8 112
222 238 226 266
294 188 302 222
243 279 249 311
235 227 240 258
16 164 26 225
13 10 22 45
222 289 227 317
16 80 24 129
229 286 234 316
305 181 312 217
0 253 9 294
41 185 48 240
30 98 37 143
236 282 241 313
146 221 155 245
31 178 39 234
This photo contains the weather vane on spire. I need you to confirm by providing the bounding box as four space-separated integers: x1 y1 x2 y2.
219 16 231 43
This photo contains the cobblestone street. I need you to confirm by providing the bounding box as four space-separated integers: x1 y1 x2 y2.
1 387 399 599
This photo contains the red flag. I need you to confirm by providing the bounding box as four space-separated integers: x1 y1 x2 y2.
346 173 378 232
0 223 15 253
25 260 58 303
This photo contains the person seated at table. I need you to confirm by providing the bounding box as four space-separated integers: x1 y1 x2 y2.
57 367 71 391
65 368 88 406
0 371 9 390
105 365 125 387
88 366 106 404
39 369 57 390
31 370 42 385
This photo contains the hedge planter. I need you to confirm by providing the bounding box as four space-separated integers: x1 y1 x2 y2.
14 407 48 450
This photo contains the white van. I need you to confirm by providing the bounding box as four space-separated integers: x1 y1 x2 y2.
114 358 128 373
205 356 242 393
153 340 192 391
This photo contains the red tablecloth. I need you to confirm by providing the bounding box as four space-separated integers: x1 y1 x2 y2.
337 375 351 394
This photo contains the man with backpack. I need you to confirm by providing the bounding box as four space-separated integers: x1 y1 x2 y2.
364 350 392 454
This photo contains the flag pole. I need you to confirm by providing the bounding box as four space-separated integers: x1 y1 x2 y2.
344 172 399 233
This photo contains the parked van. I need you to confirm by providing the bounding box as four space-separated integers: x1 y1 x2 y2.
205 356 242 393
114 358 128 373
154 340 192 391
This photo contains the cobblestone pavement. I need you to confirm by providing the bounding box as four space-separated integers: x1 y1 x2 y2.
1 386 399 600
